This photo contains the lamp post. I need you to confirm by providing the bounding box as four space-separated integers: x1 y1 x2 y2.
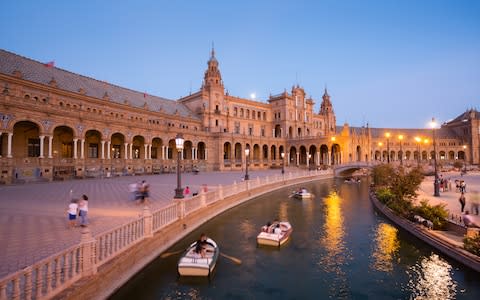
463 145 467 174
431 118 440 197
414 137 421 167
398 135 404 166
174 133 185 199
378 142 383 161
244 148 250 180
385 132 391 163
307 153 312 169
281 152 285 174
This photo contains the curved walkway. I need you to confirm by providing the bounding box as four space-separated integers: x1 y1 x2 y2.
0 169 291 278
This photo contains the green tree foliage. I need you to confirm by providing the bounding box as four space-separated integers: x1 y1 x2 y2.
390 167 424 201
464 235 480 256
371 164 395 187
413 200 449 230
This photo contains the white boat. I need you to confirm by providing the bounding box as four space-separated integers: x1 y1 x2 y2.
177 238 219 277
291 189 314 199
257 221 293 247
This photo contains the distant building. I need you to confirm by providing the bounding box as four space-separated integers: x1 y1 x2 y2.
0 48 478 184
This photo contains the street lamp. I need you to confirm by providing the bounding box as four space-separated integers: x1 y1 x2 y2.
174 133 185 199
414 137 421 167
430 118 440 197
398 135 404 166
281 152 285 174
244 148 250 180
385 132 391 163
463 145 467 174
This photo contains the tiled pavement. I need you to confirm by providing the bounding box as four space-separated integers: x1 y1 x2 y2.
0 169 284 277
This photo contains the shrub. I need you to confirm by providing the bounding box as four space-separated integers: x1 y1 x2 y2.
413 199 449 230
376 187 395 204
464 235 480 256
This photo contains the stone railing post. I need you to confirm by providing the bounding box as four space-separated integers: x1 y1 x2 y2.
175 198 185 219
80 227 97 276
143 206 153 238
218 184 224 200
200 188 206 207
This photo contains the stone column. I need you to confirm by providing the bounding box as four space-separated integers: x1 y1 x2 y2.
101 140 105 159
296 152 300 166
144 144 148 159
7 132 13 158
107 141 111 159
39 135 45 158
124 143 128 160
148 144 152 159
48 136 53 158
73 138 78 159
129 143 133 160
80 139 85 159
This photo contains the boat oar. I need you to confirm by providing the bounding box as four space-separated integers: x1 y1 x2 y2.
220 252 242 265
160 249 184 258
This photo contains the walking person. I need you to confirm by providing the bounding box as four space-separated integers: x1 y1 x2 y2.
78 194 89 227
184 186 190 198
140 180 150 204
67 199 78 229
459 192 466 213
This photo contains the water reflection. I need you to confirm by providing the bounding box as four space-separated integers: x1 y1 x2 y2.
278 201 288 221
318 191 349 298
407 253 457 300
371 223 400 272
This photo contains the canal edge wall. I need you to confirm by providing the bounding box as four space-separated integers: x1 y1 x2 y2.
53 171 334 300
369 191 480 273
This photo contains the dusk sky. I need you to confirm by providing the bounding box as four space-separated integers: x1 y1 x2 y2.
1 0 479 128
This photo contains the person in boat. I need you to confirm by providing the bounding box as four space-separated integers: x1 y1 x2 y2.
195 233 214 258
262 221 272 232
273 223 282 234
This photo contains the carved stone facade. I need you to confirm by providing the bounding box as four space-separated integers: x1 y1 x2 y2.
0 49 478 184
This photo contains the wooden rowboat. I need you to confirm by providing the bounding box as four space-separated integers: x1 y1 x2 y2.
257 221 293 247
177 238 219 277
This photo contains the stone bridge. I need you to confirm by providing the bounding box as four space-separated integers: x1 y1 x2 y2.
333 162 376 177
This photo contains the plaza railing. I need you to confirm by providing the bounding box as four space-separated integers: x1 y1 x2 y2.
0 169 333 300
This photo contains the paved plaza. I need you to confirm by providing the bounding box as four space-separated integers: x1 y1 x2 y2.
0 168 479 278
0 169 284 277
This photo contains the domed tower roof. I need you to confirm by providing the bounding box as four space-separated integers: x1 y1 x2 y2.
320 88 333 114
202 45 223 90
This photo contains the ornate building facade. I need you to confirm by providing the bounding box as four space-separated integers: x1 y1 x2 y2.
0 48 478 184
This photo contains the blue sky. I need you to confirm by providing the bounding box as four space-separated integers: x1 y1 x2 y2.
1 0 479 128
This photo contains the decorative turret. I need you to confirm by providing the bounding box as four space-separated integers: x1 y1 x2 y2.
202 47 224 91
320 88 333 114
319 88 336 133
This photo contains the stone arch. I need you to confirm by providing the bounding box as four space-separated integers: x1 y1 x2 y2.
253 144 260 161
184 140 193 159
262 144 268 160
299 145 307 165
288 126 293 138
53 125 74 158
274 124 282 137
356 145 361 162
320 144 328 165
458 151 466 160
289 146 297 165
198 142 206 160
132 135 145 159
151 137 163 159
234 142 242 162
308 145 317 166
331 143 341 165
85 129 102 158
223 142 232 159
270 145 277 160
111 133 125 159
13 121 41 158
448 151 455 160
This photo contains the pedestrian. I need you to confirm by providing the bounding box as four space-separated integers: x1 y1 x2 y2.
470 190 479 215
78 194 89 227
140 180 150 204
67 199 78 229
459 192 466 213
184 186 190 197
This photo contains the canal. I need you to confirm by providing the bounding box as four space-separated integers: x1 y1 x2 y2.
110 178 480 299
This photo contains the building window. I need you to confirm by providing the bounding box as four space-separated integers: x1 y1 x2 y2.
249 125 253 136
88 143 99 158
234 122 240 134
261 126 265 137
28 138 40 157
215 119 219 126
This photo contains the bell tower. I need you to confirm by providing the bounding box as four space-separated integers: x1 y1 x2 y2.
320 88 336 133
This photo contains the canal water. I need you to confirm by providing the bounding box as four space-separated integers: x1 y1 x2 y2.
110 178 480 299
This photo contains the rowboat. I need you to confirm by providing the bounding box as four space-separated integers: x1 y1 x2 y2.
257 221 293 247
291 189 314 199
177 238 219 277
